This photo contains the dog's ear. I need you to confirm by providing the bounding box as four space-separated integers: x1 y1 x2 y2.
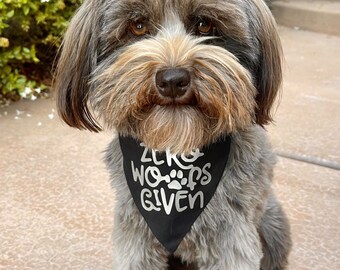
54 0 102 132
252 0 283 126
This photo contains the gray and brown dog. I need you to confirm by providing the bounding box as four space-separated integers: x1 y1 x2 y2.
54 0 291 269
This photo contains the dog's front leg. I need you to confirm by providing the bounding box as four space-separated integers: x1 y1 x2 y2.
196 222 262 270
111 218 168 270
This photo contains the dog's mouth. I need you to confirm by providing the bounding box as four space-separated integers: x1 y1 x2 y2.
152 89 198 107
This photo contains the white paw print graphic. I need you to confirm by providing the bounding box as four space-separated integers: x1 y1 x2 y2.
167 169 188 190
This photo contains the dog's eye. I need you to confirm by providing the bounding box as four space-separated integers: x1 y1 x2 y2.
129 20 149 36
196 18 214 35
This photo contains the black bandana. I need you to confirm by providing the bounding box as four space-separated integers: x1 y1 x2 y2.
119 135 231 253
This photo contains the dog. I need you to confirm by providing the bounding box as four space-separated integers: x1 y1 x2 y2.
54 0 292 269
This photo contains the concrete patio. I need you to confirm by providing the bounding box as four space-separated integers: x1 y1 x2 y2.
0 26 339 269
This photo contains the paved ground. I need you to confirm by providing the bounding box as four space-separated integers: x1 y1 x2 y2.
272 0 340 37
1 27 339 269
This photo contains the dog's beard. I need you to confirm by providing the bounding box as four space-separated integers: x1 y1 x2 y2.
137 106 209 154
93 31 256 154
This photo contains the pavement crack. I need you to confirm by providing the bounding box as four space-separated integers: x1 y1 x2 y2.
274 150 340 171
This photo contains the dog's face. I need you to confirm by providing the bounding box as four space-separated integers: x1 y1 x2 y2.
55 0 282 154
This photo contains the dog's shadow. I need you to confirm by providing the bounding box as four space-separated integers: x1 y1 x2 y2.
168 256 198 270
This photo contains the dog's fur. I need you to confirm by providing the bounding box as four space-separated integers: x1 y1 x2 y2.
54 0 291 269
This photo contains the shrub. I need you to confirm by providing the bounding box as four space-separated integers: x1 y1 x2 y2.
0 0 82 101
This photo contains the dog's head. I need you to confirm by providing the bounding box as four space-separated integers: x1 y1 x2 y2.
55 0 282 154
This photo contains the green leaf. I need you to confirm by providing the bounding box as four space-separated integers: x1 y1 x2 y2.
7 10 15 18
23 6 30 16
23 47 30 54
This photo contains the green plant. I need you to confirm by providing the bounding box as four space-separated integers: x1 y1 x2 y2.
0 0 82 100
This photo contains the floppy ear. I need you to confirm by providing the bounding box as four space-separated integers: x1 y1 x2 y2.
252 0 283 126
54 0 102 132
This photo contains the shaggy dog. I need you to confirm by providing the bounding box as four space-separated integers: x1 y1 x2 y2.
54 0 291 269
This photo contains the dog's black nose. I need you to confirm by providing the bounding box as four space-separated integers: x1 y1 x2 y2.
155 68 191 98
